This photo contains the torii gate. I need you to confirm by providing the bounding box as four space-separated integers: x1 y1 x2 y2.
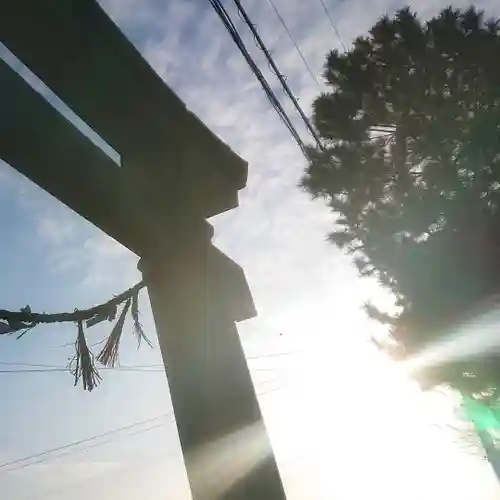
0 2 287 499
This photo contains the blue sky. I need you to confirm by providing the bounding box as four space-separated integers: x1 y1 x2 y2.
2 0 500 499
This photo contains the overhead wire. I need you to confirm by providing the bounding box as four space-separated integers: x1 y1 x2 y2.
317 0 347 52
230 0 324 150
259 1 393 142
208 0 310 159
1 381 292 475
0 368 165 373
257 383 289 397
0 361 67 368
29 448 177 500
0 414 171 471
0 351 302 373
3 421 170 474
264 0 321 88
246 349 304 360
316 2 396 140
0 360 164 370
0 350 304 373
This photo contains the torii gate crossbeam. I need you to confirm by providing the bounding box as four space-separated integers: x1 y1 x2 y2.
0 2 287 499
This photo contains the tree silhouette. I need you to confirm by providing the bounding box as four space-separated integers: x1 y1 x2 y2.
302 6 500 399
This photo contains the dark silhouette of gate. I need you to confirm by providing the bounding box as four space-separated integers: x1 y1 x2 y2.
0 2 287 499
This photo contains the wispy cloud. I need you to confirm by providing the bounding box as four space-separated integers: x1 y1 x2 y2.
3 2 500 498
2 0 498 311
101 0 382 320
6 0 498 315
0 160 137 293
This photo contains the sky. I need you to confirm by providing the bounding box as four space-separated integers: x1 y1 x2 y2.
1 0 500 499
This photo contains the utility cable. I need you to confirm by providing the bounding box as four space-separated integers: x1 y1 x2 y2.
0 351 303 371
230 0 324 150
3 421 170 474
0 361 164 371
0 414 170 471
0 367 165 373
318 0 347 52
264 0 321 88
0 351 302 378
1 380 292 474
208 0 310 159
246 349 305 360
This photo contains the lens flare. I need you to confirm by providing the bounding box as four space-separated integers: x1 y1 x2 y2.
186 421 273 500
403 302 500 375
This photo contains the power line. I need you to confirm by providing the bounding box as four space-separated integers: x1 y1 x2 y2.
0 363 289 374
250 366 281 372
29 449 175 500
230 0 324 150
253 1 389 144
0 380 292 474
317 0 347 52
246 350 304 360
0 368 71 373
0 366 166 374
264 0 321 88
0 414 170 471
0 353 302 371
0 361 64 368
0 361 164 370
208 0 310 159
0 361 289 375
257 384 289 397
4 421 170 474
0 352 301 376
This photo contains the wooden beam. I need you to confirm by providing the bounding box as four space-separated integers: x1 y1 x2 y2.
0 0 247 218
0 57 256 322
0 56 145 255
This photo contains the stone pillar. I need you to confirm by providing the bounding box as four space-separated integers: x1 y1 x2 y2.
139 225 287 500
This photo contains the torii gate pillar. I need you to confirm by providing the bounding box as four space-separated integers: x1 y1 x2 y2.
0 1 287 498
140 228 285 499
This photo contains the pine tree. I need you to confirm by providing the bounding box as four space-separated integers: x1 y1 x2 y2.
302 6 500 398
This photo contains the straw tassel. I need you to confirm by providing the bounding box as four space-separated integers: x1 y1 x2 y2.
73 320 101 391
97 298 131 367
131 290 152 348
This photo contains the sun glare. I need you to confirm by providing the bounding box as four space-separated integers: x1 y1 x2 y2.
405 304 500 377
255 294 499 500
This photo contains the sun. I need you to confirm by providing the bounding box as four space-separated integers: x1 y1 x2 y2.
255 295 499 500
